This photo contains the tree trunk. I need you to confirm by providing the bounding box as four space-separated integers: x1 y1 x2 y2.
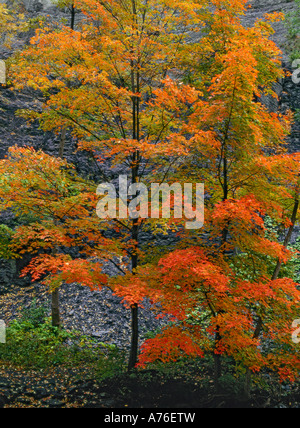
242 368 252 402
71 3 75 30
128 303 139 371
213 328 222 392
213 135 230 388
128 214 139 371
127 22 141 371
51 288 61 328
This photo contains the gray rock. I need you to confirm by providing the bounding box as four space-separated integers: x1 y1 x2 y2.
0 259 16 294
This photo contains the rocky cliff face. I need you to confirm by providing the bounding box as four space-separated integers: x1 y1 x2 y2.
242 0 300 153
244 0 296 53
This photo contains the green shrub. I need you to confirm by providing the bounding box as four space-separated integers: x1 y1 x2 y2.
20 298 48 328
0 224 15 259
0 318 126 379
218 373 247 396
285 0 300 60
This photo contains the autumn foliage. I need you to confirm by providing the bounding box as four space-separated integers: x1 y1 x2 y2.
1 0 300 386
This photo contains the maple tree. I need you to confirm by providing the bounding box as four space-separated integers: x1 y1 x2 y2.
10 0 212 370
0 146 118 327
106 0 300 388
4 0 300 386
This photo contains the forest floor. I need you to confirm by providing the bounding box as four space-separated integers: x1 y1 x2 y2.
1 362 300 408
1 285 300 408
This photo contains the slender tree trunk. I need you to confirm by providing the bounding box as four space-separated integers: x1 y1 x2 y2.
51 287 61 328
127 5 141 371
213 329 222 392
51 126 69 326
71 3 75 30
58 127 67 158
127 181 140 371
213 139 230 390
49 2 73 328
127 217 139 371
128 302 139 371
50 134 65 326
243 368 252 402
